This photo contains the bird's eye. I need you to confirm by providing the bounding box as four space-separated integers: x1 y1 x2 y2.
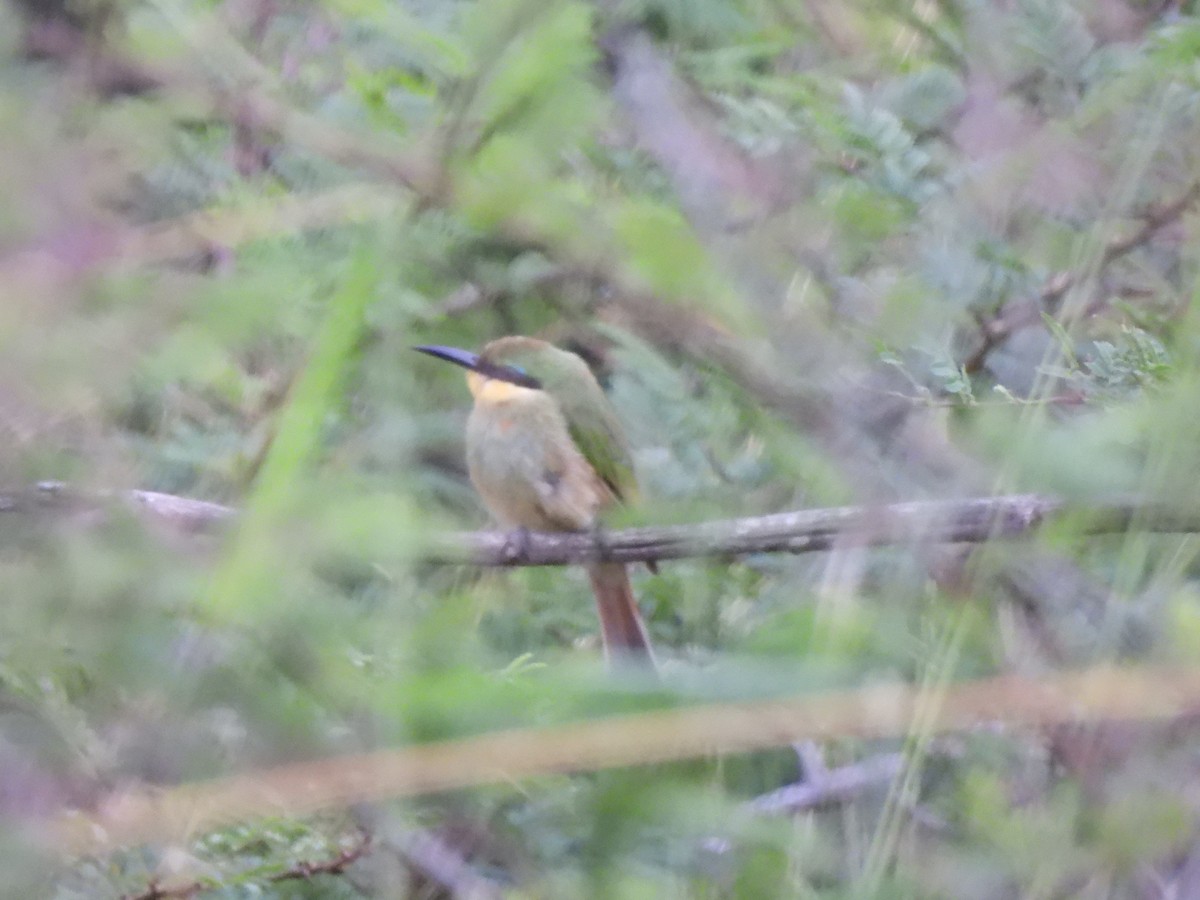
489 360 540 389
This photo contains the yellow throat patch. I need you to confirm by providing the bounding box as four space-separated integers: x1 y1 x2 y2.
466 370 541 405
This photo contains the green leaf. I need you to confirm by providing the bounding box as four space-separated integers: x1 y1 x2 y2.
611 198 720 301
467 0 597 141
203 251 379 621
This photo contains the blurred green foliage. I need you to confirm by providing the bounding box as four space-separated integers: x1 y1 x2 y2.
0 0 1198 896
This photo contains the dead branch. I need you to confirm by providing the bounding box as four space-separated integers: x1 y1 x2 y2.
429 493 1195 566
749 752 904 815
2 482 236 535
7 485 1198 565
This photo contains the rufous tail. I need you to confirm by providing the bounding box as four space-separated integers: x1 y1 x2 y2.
586 562 657 670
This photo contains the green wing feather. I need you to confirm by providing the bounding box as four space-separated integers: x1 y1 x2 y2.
483 337 639 503
555 375 638 503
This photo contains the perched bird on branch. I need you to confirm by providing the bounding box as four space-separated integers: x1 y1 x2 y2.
416 336 656 670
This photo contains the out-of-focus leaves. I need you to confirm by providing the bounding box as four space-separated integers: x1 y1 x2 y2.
1011 0 1096 86
3 0 1200 895
875 65 967 133
612 198 731 304
465 0 598 144
205 249 380 621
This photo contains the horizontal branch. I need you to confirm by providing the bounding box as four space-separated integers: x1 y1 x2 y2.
431 493 1199 567
0 482 237 534
748 751 904 815
54 665 1200 853
7 485 1200 565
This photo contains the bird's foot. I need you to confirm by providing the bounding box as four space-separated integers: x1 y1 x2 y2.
502 526 532 564
589 521 610 563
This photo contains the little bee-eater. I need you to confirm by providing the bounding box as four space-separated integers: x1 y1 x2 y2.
416 336 656 668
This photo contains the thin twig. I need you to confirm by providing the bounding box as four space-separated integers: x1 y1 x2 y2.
124 878 205 900
391 830 504 900
961 182 1200 374
749 752 904 815
1100 181 1200 266
792 741 829 785
268 830 372 882
123 831 370 900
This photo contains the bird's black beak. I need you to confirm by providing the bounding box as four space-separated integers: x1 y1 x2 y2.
414 345 542 389
414 344 481 371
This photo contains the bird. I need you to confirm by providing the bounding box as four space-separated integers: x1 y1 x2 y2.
415 336 656 669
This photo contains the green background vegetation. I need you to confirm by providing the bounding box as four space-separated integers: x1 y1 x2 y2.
2 0 1200 895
